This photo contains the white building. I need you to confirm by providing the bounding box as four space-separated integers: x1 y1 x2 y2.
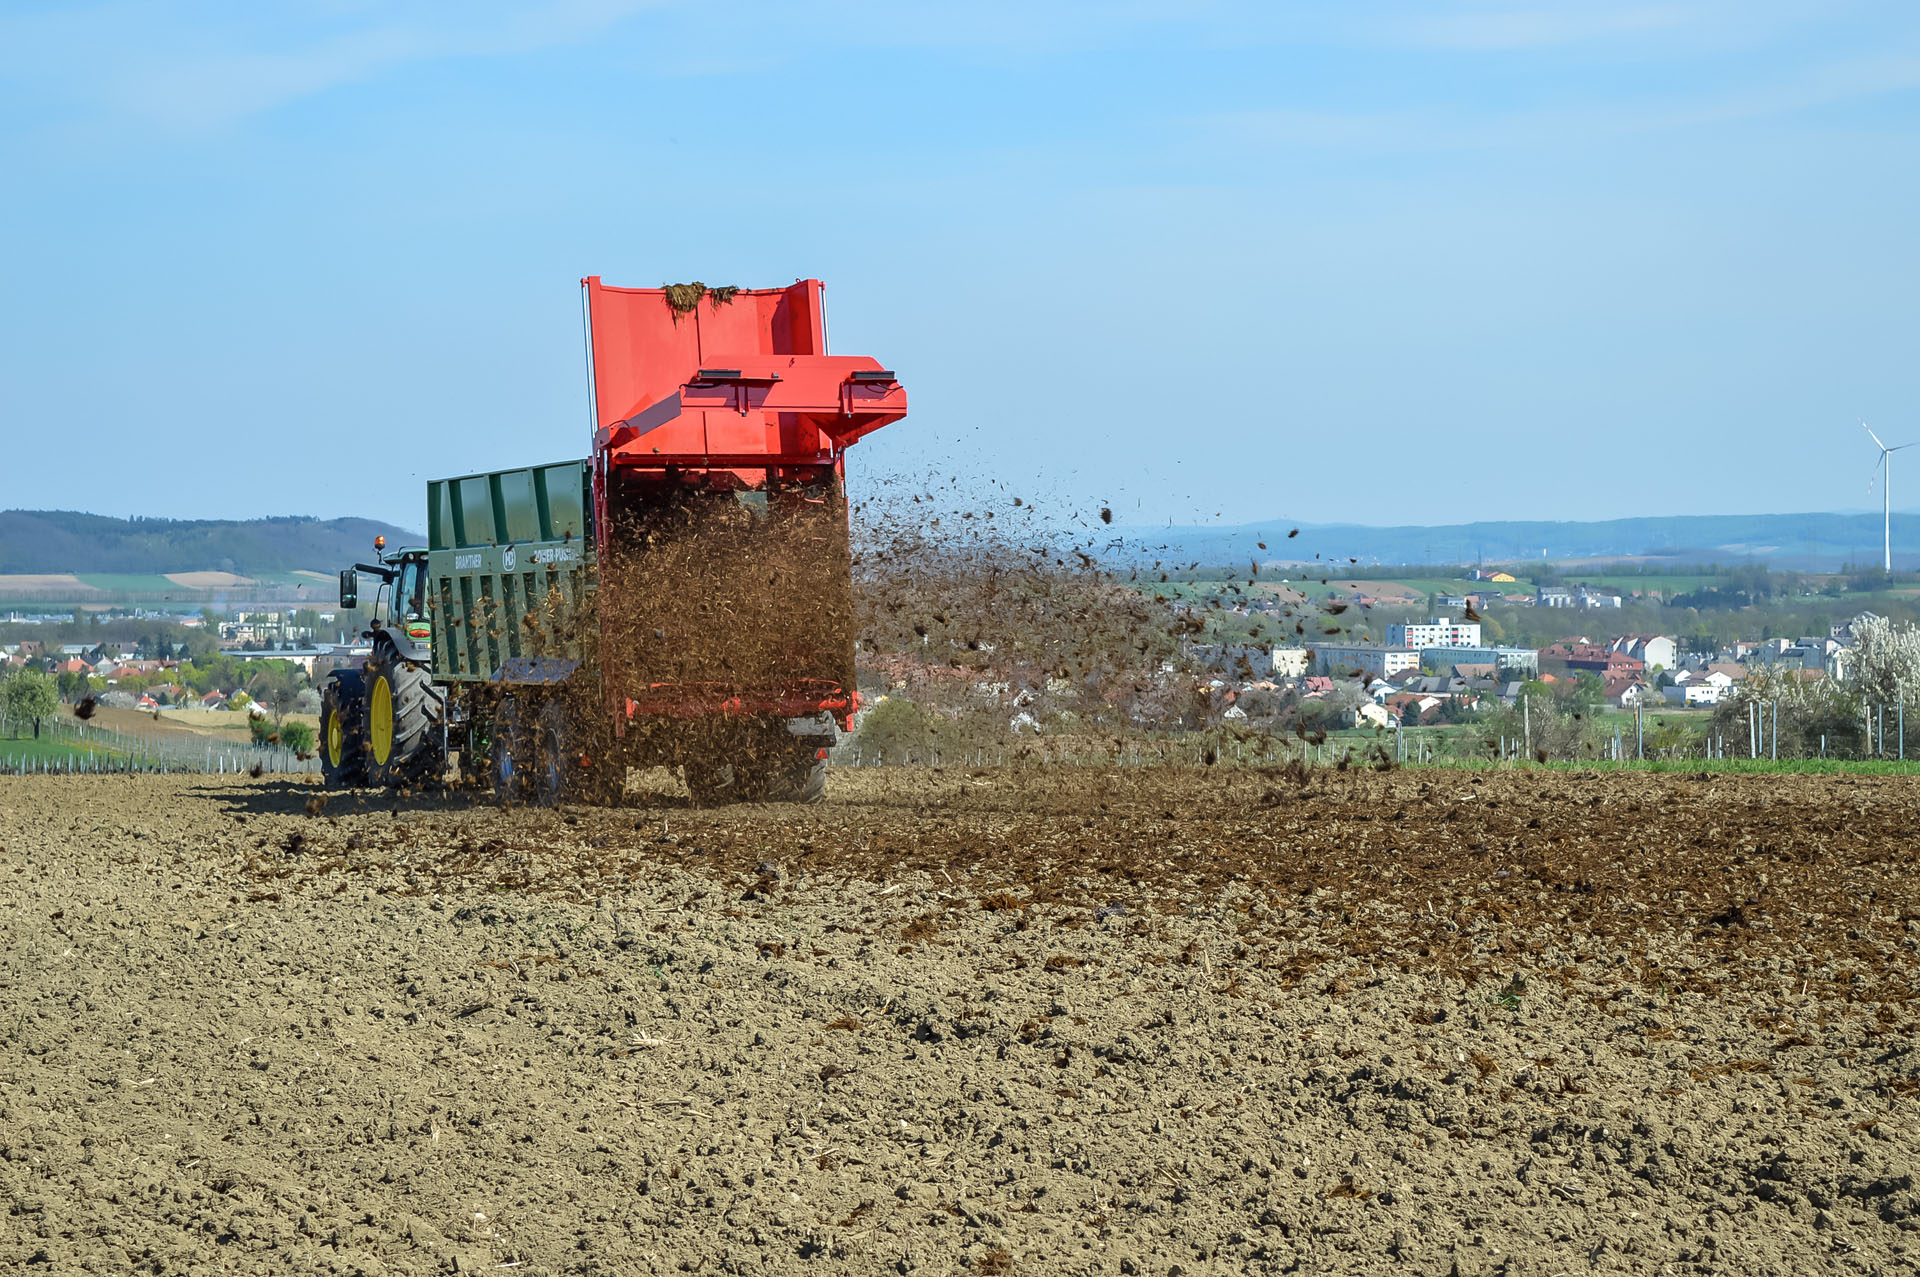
1386 617 1482 649
1312 644 1421 679
1269 647 1311 678
1663 681 1724 707
1354 702 1396 730
1614 682 1653 709
1611 634 1678 672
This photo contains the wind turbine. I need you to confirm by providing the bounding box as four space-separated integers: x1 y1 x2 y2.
1864 423 1917 572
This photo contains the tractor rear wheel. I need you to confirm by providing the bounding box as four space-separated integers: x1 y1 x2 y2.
364 656 443 788
319 672 367 789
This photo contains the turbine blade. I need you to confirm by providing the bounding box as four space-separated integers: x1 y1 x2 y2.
1865 422 1889 451
1892 442 1920 452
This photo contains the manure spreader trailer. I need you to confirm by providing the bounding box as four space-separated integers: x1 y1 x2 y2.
319 277 907 804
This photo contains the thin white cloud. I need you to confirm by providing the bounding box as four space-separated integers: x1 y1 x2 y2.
1368 0 1874 55
1381 4 1691 51
0 0 667 130
3 0 1913 139
1203 44 1920 158
0 0 1303 131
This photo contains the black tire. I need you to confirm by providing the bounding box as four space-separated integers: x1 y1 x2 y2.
746 746 828 804
683 760 737 808
791 751 829 804
690 740 828 806
533 698 577 807
492 693 529 805
363 653 443 788
319 672 367 790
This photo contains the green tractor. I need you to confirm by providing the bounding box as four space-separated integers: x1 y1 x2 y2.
319 537 448 790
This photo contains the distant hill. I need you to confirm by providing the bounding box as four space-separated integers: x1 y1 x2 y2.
10 506 1916 577
1115 511 1920 571
0 510 423 575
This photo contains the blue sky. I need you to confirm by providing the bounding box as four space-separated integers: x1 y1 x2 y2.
2 1 1918 531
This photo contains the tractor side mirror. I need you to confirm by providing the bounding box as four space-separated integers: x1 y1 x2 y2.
339 569 359 610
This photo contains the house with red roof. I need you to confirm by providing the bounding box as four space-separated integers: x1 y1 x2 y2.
1604 676 1652 708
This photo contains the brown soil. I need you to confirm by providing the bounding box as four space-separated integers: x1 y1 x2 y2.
85 706 207 739
2 769 1917 1275
0 574 98 596
81 706 322 743
164 572 257 588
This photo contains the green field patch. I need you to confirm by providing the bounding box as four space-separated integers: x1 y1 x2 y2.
1373 577 1503 598
1540 574 1724 596
0 733 114 766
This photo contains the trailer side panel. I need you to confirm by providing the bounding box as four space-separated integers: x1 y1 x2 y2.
426 460 596 684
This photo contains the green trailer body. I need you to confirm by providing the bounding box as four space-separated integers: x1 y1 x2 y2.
425 459 596 684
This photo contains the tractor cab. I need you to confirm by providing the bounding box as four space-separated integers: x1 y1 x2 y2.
338 536 433 665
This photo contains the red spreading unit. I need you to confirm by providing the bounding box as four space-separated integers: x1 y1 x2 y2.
579 276 905 744
582 277 906 478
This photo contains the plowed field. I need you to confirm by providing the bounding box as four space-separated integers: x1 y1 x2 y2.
3 769 1918 1275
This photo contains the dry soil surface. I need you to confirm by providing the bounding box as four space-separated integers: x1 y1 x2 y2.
2 768 1918 1276
0 575 97 598
162 573 257 589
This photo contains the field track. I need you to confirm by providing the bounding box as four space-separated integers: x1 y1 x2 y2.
2 769 1917 1274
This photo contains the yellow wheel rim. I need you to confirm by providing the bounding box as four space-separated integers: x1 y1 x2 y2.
325 711 343 766
370 677 393 766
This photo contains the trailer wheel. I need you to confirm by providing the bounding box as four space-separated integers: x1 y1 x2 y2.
742 746 828 804
319 672 367 789
689 739 827 806
492 694 528 804
791 751 828 804
533 698 578 807
364 656 444 788
683 761 737 807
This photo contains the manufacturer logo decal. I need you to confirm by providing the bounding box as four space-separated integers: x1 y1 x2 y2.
503 546 517 572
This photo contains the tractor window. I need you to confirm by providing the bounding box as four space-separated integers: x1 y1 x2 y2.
397 559 426 622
